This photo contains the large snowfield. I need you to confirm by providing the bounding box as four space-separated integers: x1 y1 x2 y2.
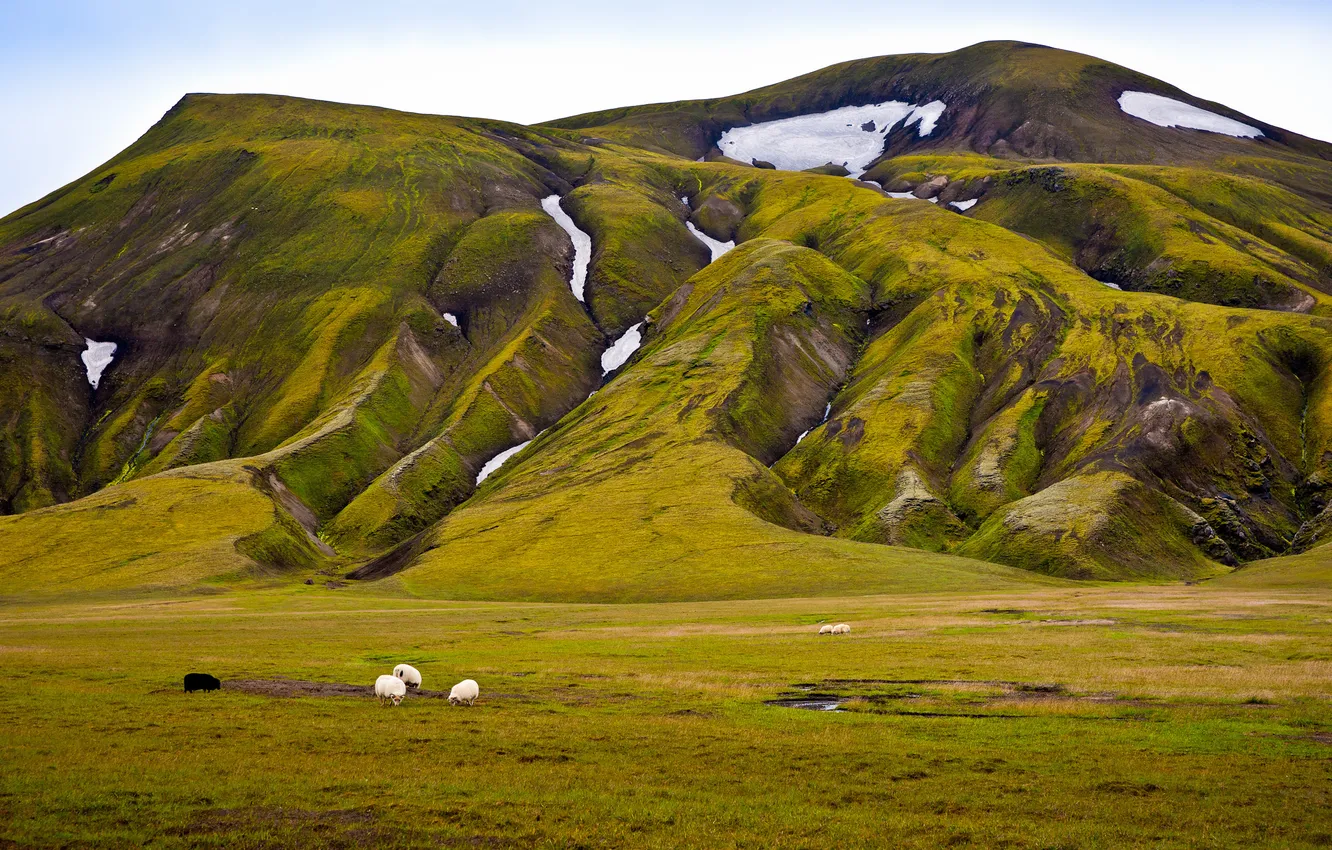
716 100 947 176
1118 92 1263 138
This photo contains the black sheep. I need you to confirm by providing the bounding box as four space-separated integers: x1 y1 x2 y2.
183 672 221 693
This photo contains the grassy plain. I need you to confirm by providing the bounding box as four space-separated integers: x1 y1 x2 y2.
1 578 1329 848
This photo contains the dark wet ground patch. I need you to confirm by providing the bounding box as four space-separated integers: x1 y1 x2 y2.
219 678 521 701
165 805 393 846
822 678 1065 692
1261 732 1332 746
163 805 515 848
767 679 1294 719
668 708 715 718
225 678 452 699
763 678 1267 717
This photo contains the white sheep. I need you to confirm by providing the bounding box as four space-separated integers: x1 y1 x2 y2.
448 678 479 706
831 623 851 635
817 624 834 635
375 674 407 706
393 663 422 689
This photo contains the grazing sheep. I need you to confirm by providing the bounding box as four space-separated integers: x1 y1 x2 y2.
448 679 479 706
817 624 834 635
393 663 422 689
375 674 407 706
183 673 221 693
832 624 851 635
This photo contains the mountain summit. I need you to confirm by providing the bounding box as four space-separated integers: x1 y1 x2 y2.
2 41 1330 599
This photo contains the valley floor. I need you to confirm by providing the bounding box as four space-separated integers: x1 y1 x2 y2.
1 581 1329 848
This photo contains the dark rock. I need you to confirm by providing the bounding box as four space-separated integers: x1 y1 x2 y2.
913 175 949 199
803 162 851 177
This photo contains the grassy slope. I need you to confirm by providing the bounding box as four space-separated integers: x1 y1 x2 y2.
1 584 1329 846
400 237 1058 600
1210 543 1332 588
862 154 1332 313
4 142 1332 596
697 168 1332 576
0 466 322 598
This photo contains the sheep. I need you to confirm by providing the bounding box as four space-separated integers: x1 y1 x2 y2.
831 624 851 635
817 624 834 635
183 673 221 693
375 674 407 706
393 663 422 689
448 678 479 706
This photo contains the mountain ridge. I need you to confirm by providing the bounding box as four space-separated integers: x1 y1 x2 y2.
550 41 1332 168
1 41 1330 600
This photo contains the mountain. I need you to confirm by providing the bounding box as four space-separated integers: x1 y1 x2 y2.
1 41 1330 600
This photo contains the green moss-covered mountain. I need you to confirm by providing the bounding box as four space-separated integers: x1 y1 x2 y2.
2 40 1331 599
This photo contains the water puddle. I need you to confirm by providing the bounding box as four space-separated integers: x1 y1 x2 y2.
765 694 844 712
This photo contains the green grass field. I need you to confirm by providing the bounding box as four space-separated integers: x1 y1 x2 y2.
2 577 1329 847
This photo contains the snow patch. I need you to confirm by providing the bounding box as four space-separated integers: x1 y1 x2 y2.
602 321 644 374
1144 396 1188 416
443 312 459 327
950 199 978 211
716 100 947 177
1100 280 1122 290
81 339 116 389
1118 92 1262 138
686 221 734 261
476 439 532 485
541 195 592 302
796 430 810 444
905 101 947 136
886 190 947 206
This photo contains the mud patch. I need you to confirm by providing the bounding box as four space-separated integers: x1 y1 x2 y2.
822 678 1065 692
1263 732 1332 746
224 678 448 700
166 806 404 846
223 677 531 703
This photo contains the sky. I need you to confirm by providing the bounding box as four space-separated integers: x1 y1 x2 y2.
2 0 1330 217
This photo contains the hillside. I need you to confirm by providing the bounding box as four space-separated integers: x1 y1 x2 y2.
1 41 1331 599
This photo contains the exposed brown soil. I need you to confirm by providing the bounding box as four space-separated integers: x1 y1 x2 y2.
224 678 453 700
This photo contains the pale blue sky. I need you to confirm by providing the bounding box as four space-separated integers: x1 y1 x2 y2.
2 0 1329 216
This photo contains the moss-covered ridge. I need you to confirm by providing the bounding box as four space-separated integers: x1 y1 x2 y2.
394 239 1055 601
549 41 1332 171
721 168 1332 577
